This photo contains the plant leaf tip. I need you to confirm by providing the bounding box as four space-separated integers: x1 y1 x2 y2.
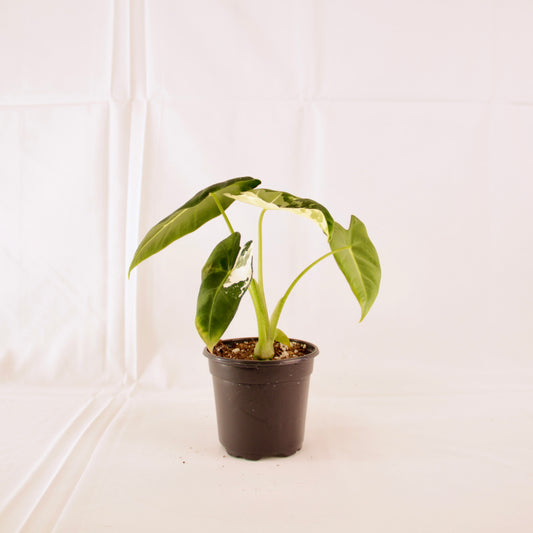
127 262 136 280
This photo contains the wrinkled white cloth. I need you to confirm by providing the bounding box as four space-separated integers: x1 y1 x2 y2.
1 380 533 532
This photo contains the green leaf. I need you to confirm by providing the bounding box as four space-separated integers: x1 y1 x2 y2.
274 328 291 347
128 177 261 276
195 233 253 350
226 188 335 237
329 215 381 321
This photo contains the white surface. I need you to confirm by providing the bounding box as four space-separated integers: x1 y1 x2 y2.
1 382 533 532
1 0 533 531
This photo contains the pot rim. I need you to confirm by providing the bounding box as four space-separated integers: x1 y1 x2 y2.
203 337 319 367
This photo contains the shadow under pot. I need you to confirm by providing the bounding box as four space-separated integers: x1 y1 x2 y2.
204 338 319 461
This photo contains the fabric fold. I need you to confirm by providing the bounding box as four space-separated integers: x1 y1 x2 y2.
0 386 133 532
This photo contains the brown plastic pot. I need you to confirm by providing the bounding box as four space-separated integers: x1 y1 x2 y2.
204 338 319 460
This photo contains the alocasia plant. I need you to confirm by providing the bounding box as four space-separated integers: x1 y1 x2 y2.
129 177 381 360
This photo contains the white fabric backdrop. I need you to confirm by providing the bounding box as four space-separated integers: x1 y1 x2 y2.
1 1 532 531
1 0 532 388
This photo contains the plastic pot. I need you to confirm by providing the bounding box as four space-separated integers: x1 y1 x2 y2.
204 338 319 460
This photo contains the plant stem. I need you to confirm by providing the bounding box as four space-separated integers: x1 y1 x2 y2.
257 209 266 290
210 192 272 358
254 209 269 325
252 209 273 359
268 246 351 336
210 192 235 234
248 280 274 359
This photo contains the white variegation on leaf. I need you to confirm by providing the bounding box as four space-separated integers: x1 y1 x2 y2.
226 188 335 237
222 240 253 298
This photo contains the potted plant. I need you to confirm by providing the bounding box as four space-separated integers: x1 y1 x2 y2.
129 177 381 460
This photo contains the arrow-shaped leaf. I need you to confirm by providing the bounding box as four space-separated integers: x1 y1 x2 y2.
226 188 334 237
195 233 253 350
129 177 260 276
329 215 381 321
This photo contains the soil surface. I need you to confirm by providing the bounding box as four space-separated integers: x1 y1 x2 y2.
211 339 311 360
